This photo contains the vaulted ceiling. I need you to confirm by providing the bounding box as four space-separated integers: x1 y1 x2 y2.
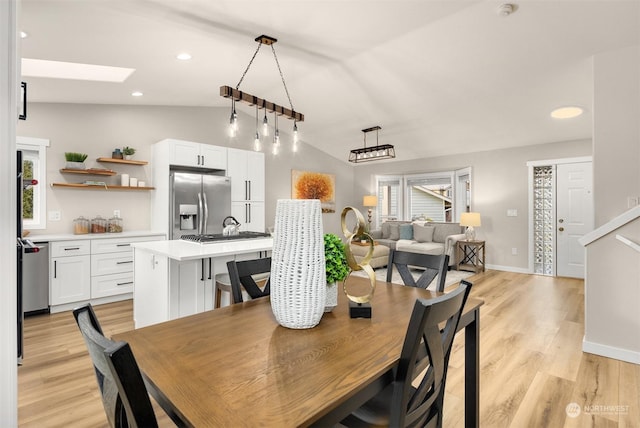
19 0 640 163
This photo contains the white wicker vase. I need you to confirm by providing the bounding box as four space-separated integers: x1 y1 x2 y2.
271 199 326 329
325 282 338 312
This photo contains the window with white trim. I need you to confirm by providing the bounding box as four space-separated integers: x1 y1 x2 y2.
17 136 49 230
375 167 471 228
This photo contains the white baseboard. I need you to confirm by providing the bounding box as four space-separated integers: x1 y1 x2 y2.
485 264 530 274
583 339 640 365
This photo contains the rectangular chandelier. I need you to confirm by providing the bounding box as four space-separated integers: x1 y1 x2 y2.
349 126 396 163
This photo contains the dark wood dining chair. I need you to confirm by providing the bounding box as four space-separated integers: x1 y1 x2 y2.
386 249 450 292
341 279 473 428
226 257 272 304
73 304 158 428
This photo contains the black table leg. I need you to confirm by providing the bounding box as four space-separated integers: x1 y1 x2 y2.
465 308 480 428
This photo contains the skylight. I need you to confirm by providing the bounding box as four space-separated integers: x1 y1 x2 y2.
21 58 135 82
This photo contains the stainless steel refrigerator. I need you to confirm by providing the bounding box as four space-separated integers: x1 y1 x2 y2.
169 169 232 239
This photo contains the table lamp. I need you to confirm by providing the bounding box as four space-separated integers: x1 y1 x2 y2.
362 195 378 230
460 212 481 241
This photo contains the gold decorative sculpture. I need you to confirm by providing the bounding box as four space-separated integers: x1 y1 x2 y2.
341 206 376 317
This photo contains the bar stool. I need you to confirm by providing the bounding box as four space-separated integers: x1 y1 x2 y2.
214 271 271 308
214 273 232 309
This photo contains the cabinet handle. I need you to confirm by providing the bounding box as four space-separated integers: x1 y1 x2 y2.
197 154 201 165
117 281 134 286
248 181 251 200
116 243 130 247
64 247 80 251
54 260 57 278
208 258 212 280
201 155 205 165
248 203 251 223
245 180 249 200
116 260 133 264
201 259 205 281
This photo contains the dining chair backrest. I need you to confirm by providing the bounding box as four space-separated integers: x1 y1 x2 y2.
226 257 272 304
386 249 450 292
343 279 472 428
73 304 158 428
390 279 472 427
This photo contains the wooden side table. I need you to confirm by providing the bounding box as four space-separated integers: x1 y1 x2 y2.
456 240 486 273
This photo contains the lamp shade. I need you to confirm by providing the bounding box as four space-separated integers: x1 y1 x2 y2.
460 212 481 227
363 195 378 207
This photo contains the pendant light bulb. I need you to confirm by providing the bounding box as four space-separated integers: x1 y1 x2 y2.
293 121 299 144
272 141 279 155
229 100 238 138
275 129 280 146
254 132 261 151
262 112 269 137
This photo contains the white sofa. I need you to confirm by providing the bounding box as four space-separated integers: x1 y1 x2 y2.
369 221 466 267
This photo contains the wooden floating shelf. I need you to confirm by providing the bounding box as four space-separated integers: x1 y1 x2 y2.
51 183 154 191
96 157 148 165
60 168 117 176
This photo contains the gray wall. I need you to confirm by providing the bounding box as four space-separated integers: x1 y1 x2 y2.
353 139 592 270
17 103 355 236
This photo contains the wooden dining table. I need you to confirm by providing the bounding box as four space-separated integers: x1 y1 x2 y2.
114 276 483 427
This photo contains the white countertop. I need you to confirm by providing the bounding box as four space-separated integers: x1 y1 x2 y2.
132 237 273 261
26 230 166 243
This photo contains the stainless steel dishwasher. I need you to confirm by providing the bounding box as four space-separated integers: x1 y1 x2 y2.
23 241 49 315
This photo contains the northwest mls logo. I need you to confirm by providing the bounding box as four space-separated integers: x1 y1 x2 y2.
566 402 581 418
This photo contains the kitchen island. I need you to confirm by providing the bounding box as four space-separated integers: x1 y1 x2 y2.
132 237 273 327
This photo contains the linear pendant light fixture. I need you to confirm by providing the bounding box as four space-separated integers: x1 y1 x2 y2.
221 35 304 154
349 126 396 163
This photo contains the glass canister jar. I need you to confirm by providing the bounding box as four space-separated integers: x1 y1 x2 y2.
73 216 89 235
108 216 123 233
90 215 107 234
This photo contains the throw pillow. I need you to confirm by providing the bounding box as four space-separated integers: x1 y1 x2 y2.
399 223 413 240
388 223 400 240
413 224 435 242
381 222 391 239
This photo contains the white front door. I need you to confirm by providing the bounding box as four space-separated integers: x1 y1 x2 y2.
556 162 593 278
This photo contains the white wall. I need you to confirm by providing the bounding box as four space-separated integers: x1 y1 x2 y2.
583 45 640 363
353 139 592 270
0 0 18 424
17 103 355 237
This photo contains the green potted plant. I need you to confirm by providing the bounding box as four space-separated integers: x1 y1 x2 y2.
324 233 349 312
64 152 88 170
122 146 136 160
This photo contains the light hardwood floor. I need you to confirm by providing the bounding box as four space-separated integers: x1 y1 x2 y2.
18 271 640 427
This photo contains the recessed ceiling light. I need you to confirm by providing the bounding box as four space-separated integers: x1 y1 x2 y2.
131 91 143 97
550 106 584 119
20 31 28 39
21 58 135 82
176 53 192 61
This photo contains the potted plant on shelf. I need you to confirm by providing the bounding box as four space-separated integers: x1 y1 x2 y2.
64 152 88 170
324 233 349 312
122 146 136 160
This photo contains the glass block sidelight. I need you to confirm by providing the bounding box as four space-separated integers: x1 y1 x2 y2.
533 166 554 276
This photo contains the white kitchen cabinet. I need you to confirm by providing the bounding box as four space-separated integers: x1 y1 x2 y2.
169 257 215 319
50 240 91 306
227 148 265 202
132 238 273 327
168 139 227 170
90 235 164 299
228 148 265 232
48 233 165 313
231 201 265 233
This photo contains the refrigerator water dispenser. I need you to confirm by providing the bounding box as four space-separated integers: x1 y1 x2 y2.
179 204 198 230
